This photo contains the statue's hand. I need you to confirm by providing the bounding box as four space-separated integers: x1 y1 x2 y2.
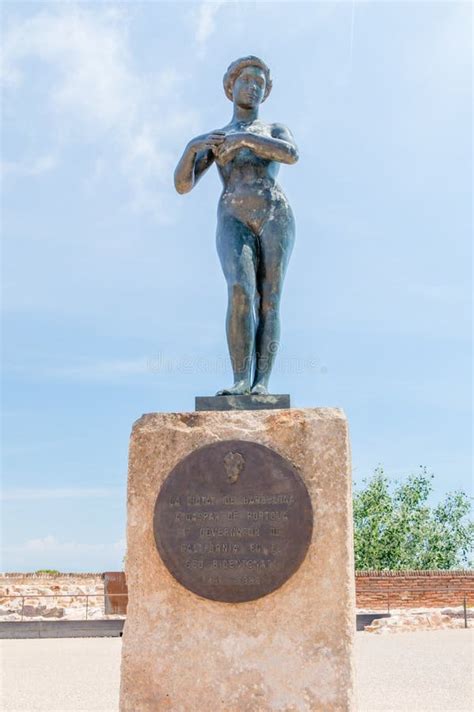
189 131 226 154
214 132 248 165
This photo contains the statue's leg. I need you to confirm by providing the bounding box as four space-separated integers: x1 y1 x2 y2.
252 207 295 394
216 212 258 395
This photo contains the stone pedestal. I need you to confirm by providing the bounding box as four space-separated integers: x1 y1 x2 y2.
120 408 355 712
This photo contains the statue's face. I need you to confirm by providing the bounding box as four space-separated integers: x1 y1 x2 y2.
233 66 266 109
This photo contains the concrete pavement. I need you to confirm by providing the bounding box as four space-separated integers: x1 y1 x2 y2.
1 629 472 711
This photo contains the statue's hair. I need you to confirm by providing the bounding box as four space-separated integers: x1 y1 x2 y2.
223 56 272 103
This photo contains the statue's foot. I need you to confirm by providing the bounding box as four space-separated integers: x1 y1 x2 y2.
216 380 251 396
251 383 269 395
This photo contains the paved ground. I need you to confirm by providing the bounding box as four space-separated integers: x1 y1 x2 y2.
0 629 472 711
354 629 473 711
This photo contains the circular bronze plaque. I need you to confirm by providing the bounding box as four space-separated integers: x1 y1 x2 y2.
153 440 313 603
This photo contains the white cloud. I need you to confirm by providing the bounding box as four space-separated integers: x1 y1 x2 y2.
1 487 123 501
1 536 126 572
407 283 467 306
4 356 151 383
54 356 150 381
15 535 125 556
195 1 226 57
0 154 58 178
1 5 197 220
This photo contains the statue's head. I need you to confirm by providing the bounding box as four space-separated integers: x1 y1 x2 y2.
223 56 272 108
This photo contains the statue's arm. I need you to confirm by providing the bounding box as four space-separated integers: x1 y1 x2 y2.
174 131 225 194
246 123 299 164
173 145 212 194
216 124 298 166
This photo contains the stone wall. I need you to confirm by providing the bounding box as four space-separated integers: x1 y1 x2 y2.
0 573 108 620
356 570 474 609
1 570 472 619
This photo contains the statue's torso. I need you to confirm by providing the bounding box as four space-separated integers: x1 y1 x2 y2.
216 120 292 233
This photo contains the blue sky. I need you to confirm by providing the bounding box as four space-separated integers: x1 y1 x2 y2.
1 1 471 572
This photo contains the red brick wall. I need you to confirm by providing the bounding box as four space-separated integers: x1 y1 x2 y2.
99 570 473 612
356 570 474 609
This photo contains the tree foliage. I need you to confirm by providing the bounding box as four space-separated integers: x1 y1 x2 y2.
353 467 473 570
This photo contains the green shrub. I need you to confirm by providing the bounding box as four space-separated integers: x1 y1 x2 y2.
354 467 473 570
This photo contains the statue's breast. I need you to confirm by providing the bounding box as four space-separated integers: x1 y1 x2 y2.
232 146 262 166
226 120 273 138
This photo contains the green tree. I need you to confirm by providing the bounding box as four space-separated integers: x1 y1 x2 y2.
353 467 473 570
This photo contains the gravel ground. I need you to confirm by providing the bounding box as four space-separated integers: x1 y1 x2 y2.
0 629 472 711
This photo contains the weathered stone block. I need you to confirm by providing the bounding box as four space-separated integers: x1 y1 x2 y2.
120 407 355 711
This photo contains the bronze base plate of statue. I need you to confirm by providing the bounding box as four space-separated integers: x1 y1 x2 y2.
195 393 290 411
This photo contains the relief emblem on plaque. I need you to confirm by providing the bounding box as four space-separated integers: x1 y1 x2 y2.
223 451 245 484
153 440 313 603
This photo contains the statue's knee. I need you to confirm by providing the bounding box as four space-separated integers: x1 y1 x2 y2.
229 282 254 311
260 293 279 317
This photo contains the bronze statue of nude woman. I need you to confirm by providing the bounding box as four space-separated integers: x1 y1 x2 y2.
174 56 298 396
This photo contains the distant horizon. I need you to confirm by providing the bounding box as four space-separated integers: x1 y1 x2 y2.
2 566 473 575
